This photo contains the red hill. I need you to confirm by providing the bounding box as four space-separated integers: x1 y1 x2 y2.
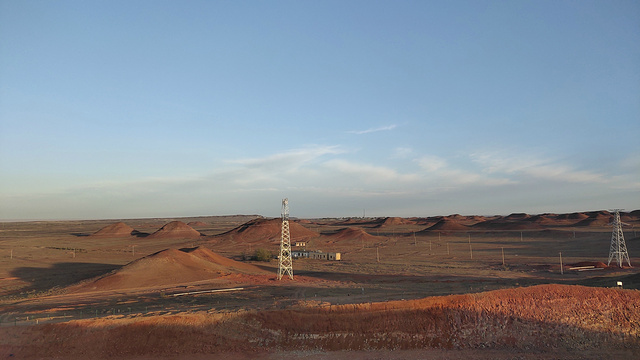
146 221 203 239
324 227 380 243
525 214 561 226
214 218 318 244
376 217 414 227
574 213 612 227
421 218 469 231
472 217 542 230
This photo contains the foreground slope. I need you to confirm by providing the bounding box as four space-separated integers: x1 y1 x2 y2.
4 284 638 359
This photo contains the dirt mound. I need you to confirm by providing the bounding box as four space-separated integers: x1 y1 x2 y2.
147 221 203 239
70 247 268 292
324 227 379 243
187 221 208 227
90 222 141 238
180 246 266 273
214 218 318 244
421 218 469 231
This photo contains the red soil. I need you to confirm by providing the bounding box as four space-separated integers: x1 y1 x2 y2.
90 222 138 238
68 247 268 292
146 221 203 239
187 221 208 227
214 218 318 244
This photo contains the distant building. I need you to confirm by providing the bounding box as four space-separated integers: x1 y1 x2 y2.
294 241 307 248
291 250 341 261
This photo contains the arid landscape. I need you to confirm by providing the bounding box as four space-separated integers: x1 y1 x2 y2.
1 210 639 359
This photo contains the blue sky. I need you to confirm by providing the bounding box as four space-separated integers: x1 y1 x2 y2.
1 0 639 220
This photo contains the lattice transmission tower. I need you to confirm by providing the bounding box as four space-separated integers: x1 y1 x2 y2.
278 198 294 280
607 209 632 268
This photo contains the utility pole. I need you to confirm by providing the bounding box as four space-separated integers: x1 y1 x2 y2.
560 252 563 275
278 198 294 280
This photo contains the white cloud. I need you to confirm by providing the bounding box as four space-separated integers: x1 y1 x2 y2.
348 124 397 135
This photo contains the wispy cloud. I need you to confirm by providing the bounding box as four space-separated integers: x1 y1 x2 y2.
470 151 607 184
392 147 413 158
323 159 420 184
229 145 344 169
348 124 397 135
415 155 513 186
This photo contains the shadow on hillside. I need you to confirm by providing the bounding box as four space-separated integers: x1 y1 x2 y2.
9 262 121 294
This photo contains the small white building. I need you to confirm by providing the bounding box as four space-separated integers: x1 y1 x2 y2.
291 250 341 261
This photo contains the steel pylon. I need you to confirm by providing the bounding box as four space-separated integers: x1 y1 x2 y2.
278 198 294 280
607 210 632 268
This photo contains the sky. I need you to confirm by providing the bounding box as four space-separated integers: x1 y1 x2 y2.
1 0 639 220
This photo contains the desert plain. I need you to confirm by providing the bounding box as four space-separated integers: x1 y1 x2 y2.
1 210 639 359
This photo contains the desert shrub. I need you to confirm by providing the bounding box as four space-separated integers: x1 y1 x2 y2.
254 248 272 262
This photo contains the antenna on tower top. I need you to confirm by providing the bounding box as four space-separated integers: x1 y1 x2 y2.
607 209 632 268
278 198 294 280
